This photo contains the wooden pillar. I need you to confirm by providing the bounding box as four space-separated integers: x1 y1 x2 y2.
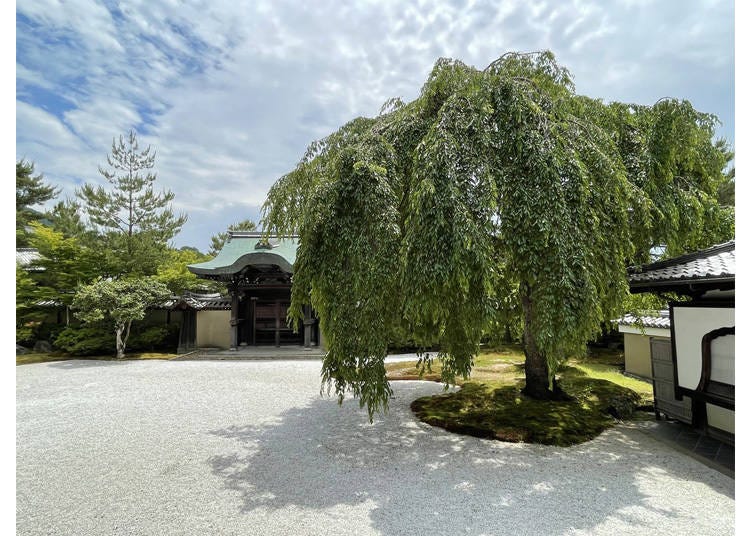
178 309 197 353
275 300 281 347
230 288 240 350
190 310 196 350
251 298 257 346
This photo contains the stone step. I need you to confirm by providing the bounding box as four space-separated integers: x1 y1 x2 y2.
172 347 325 361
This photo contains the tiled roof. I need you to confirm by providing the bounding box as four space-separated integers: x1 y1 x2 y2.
628 241 735 285
34 299 60 307
161 292 231 310
188 232 298 277
16 248 42 269
617 311 671 329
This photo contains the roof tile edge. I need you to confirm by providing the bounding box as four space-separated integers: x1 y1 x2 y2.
627 240 734 274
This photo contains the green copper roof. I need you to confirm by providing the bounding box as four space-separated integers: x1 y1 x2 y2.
188 232 298 277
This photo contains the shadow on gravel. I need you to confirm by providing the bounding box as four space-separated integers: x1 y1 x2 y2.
208 382 734 535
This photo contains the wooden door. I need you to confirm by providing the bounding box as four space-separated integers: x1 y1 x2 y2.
253 300 303 346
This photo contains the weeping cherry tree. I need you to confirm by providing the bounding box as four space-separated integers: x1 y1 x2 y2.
262 51 734 418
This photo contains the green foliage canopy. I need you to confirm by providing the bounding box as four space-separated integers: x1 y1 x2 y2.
72 277 171 358
263 51 733 417
155 247 216 295
18 222 102 344
49 199 91 240
27 223 101 308
717 165 735 207
16 264 42 344
16 160 59 246
16 134 197 353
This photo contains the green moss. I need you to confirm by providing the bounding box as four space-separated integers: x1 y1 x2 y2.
399 346 653 447
567 363 653 402
412 375 643 446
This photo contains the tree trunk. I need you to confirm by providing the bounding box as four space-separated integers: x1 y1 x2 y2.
115 324 125 358
503 324 513 344
520 283 553 399
115 320 132 359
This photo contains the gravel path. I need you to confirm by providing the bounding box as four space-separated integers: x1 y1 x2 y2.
17 360 734 535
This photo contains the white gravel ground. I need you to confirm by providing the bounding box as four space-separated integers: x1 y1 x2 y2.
17 359 734 535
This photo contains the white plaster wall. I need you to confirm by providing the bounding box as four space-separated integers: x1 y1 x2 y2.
623 333 655 378
710 335 735 384
196 310 231 349
707 404 734 434
673 306 734 390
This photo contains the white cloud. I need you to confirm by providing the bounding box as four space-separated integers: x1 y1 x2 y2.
17 100 83 153
17 0 122 52
64 99 143 147
16 0 735 250
16 100 100 191
16 64 54 92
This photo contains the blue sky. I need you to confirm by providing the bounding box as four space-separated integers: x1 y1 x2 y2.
15 0 735 252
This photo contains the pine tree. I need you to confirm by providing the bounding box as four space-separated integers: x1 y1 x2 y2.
77 130 187 277
16 160 59 246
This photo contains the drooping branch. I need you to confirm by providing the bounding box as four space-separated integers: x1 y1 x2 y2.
263 51 733 415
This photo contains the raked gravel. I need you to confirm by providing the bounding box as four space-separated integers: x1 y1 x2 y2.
17 359 734 535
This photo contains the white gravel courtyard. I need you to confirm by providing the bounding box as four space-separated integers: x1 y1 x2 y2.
17 359 734 535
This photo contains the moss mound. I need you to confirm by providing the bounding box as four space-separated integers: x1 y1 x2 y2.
411 373 643 447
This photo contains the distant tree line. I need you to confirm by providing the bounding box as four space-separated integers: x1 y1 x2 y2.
16 130 254 357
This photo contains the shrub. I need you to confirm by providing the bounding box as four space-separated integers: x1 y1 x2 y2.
54 324 114 356
16 322 38 347
128 322 179 352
